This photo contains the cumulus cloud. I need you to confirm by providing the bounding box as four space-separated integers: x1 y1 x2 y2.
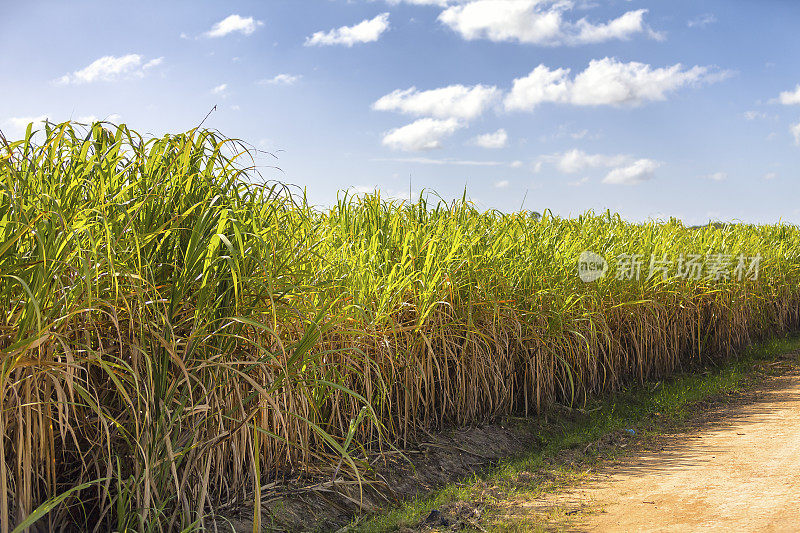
505 58 725 111
549 149 627 173
373 58 724 150
258 73 302 86
204 15 263 38
701 172 727 182
55 54 163 85
569 59 721 106
471 129 508 148
211 83 228 95
494 179 510 188
382 118 463 151
373 84 499 120
778 85 800 105
438 1 661 46
602 159 660 185
539 149 660 185
504 65 571 111
306 13 390 47
374 84 499 150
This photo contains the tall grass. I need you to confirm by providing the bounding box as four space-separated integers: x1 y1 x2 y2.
1 121 799 530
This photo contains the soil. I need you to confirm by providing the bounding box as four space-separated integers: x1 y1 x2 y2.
216 422 537 532
500 361 800 531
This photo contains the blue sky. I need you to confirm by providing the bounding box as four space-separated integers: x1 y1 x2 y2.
2 0 799 223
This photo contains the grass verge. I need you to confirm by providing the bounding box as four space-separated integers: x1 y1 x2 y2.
351 334 800 532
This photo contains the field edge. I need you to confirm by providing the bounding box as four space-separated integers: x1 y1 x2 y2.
349 333 800 533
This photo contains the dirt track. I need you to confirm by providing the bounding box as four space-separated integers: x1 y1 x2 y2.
535 373 800 531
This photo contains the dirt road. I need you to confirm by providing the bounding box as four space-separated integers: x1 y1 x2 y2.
530 373 800 531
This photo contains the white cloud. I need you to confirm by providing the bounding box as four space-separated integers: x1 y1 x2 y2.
471 129 508 148
373 84 499 120
602 159 660 185
504 65 571 111
142 57 163 70
763 172 777 180
438 1 660 46
4 115 49 129
778 85 800 105
381 118 464 151
55 54 163 85
549 149 627 173
1 115 50 137
204 15 263 38
494 179 510 188
573 9 662 44
211 83 228 95
505 58 724 111
791 121 800 145
306 13 390 47
510 160 524 168
570 58 716 106
701 171 727 181
687 13 716 28
258 73 302 86
541 149 660 185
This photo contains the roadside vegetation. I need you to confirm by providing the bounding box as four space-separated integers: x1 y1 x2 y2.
355 335 800 532
1 122 799 531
